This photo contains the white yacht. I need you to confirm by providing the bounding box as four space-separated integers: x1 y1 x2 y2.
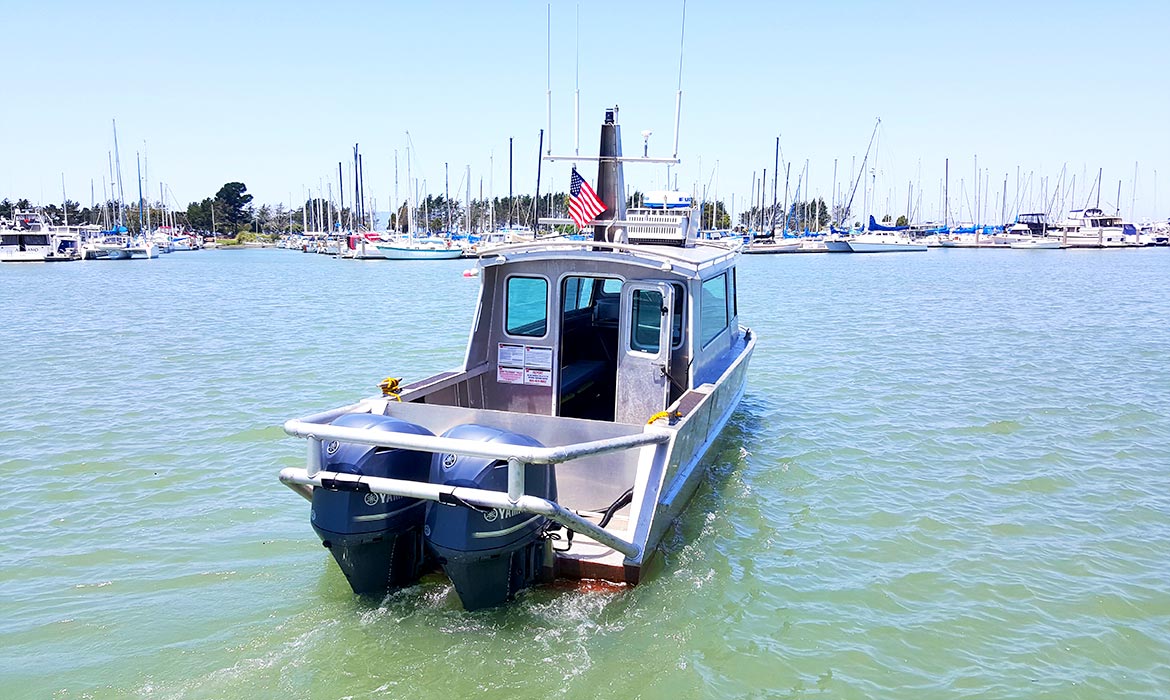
0 210 81 262
1049 208 1130 248
278 107 755 610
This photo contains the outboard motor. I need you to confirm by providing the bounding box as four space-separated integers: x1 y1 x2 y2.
425 424 556 610
310 413 434 595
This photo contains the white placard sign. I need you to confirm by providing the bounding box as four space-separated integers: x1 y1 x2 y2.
524 368 553 387
497 366 525 384
498 343 525 368
524 345 553 370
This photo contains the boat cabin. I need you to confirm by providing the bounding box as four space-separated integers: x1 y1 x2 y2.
416 241 741 426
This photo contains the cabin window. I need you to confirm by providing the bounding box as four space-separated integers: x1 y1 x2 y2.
700 273 728 347
728 268 738 319
505 276 548 337
630 289 665 353
670 283 685 348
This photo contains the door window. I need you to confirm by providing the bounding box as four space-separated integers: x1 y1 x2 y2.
630 289 664 353
700 274 728 346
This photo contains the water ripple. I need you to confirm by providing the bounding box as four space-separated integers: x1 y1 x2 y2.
1 249 1169 698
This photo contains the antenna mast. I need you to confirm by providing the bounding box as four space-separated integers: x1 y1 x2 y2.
671 0 686 159
574 3 580 158
546 4 552 156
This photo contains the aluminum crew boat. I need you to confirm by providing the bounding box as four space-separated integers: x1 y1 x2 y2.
278 107 755 610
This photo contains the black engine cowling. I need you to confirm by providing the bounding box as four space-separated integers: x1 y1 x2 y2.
424 424 557 610
310 413 434 594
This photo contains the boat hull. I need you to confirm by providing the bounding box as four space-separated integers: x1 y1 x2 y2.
743 241 801 254
1010 240 1062 249
846 241 927 253
374 245 462 260
0 247 52 262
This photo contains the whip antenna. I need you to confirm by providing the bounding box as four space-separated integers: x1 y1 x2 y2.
671 0 686 158
546 4 552 156
574 3 580 158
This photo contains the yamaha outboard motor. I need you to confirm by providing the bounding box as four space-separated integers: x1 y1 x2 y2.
310 413 434 595
425 424 556 610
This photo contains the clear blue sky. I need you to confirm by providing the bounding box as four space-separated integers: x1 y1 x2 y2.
3 0 1168 223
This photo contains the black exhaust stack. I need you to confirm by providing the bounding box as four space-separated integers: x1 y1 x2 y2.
593 107 627 243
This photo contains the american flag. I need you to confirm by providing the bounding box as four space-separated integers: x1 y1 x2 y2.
568 168 607 229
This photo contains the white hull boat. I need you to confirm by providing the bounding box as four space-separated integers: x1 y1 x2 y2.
96 235 158 259
1009 239 1062 249
845 232 927 252
744 240 801 254
375 238 463 260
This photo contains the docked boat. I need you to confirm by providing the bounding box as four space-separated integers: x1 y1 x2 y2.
347 232 389 259
278 107 755 610
743 239 800 254
1009 238 1062 249
846 233 927 252
374 235 463 260
1049 208 1130 248
1 211 82 262
95 231 158 259
824 229 855 252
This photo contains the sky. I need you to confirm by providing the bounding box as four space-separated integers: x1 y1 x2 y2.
3 0 1169 223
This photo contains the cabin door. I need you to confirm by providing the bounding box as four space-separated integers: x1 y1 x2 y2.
615 281 674 424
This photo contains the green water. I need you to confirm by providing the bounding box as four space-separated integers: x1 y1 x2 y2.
1 248 1168 698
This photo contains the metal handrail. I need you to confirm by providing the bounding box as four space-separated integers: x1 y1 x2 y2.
284 417 671 465
283 413 673 503
279 467 642 559
477 237 738 266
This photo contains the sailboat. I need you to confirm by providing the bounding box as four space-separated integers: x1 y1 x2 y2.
375 141 463 260
95 123 156 259
844 216 927 252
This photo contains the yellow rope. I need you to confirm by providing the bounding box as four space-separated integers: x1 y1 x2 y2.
379 377 403 401
647 410 681 425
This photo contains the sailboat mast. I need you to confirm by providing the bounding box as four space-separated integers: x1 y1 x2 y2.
112 120 125 226
359 154 366 229
144 147 151 233
830 158 837 227
771 136 779 232
944 158 949 229
406 136 414 237
1001 175 1007 225
135 153 144 235
508 138 514 228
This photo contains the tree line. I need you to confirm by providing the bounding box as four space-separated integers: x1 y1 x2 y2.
8 184 838 236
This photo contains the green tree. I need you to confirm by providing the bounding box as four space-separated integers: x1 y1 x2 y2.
214 182 253 235
186 198 214 231
896 215 908 227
